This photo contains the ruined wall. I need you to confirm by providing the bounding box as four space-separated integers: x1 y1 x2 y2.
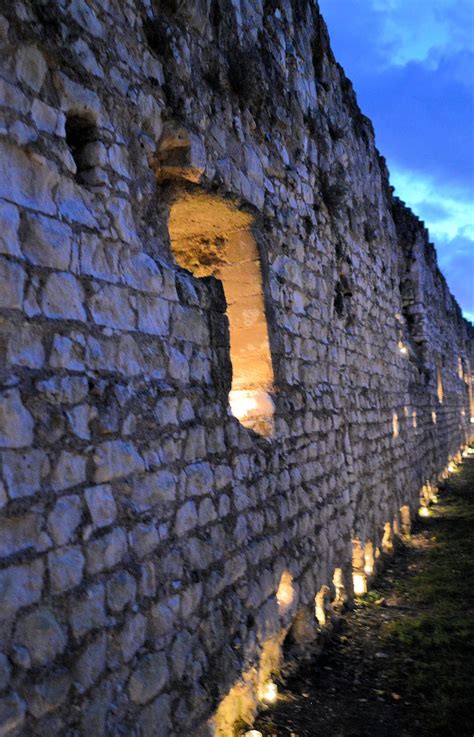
0 1 472 735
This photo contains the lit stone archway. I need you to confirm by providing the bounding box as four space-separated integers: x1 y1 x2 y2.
167 189 275 435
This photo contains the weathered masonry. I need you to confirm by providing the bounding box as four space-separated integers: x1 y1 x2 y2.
0 1 473 735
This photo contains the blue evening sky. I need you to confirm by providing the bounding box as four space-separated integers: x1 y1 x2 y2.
318 0 474 323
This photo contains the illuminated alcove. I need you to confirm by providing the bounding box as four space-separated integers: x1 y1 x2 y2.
167 188 275 436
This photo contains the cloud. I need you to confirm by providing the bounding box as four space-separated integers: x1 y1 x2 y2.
437 235 474 320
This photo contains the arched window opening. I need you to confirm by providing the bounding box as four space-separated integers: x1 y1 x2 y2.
65 113 101 185
167 189 275 436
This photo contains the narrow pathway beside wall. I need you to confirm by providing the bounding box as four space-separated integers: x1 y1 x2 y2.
254 450 474 737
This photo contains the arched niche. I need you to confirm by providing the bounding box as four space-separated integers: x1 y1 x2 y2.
167 188 275 436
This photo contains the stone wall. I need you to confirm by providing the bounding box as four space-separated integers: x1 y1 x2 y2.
0 1 472 735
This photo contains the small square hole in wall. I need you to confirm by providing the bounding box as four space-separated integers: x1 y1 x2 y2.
65 114 100 184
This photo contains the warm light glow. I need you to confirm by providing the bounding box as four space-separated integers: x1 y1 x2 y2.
432 411 437 424
392 413 399 438
364 542 375 575
229 389 274 435
276 571 294 612
261 682 278 704
353 572 367 596
448 463 456 473
398 341 408 355
244 731 263 737
419 507 430 518
412 411 417 429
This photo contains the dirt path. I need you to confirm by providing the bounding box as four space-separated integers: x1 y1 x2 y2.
254 450 474 737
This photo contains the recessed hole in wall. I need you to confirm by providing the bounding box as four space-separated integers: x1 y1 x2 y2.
364 541 374 575
276 570 294 612
382 522 393 554
315 584 331 626
392 412 399 438
332 567 346 605
168 189 275 436
65 114 100 184
412 410 417 429
400 505 411 537
352 539 367 595
437 361 444 403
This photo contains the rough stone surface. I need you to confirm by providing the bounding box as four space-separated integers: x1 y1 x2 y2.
0 2 472 735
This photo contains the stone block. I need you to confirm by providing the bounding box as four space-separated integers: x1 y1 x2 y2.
175 501 198 536
0 514 43 558
48 546 85 593
42 272 86 321
137 694 171 737
1 388 33 450
127 470 176 512
7 324 45 368
136 294 170 335
36 375 88 404
66 404 91 440
22 212 72 270
14 609 66 667
27 671 71 718
70 584 106 640
85 484 117 528
86 528 127 574
47 494 82 545
106 570 137 613
128 652 169 704
120 613 146 662
0 201 21 257
93 440 145 483
74 634 107 689
0 656 11 692
0 142 58 215
0 561 44 622
2 449 49 499
0 693 25 737
15 45 47 92
51 451 87 491
89 283 135 330
129 522 159 559
0 257 25 310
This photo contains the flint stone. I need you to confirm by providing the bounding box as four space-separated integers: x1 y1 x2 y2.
14 609 66 667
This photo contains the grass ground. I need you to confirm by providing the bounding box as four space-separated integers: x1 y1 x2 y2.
253 450 474 737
